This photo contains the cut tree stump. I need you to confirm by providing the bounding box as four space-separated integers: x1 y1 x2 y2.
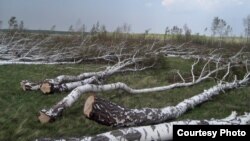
83 95 95 118
40 82 53 94
38 112 52 123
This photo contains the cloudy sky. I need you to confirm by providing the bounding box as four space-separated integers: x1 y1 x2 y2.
0 0 249 35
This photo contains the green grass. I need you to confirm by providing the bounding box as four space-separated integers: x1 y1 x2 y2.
0 58 249 141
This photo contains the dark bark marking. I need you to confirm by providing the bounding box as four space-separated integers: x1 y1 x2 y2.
90 135 110 141
110 130 124 137
151 125 156 131
124 130 141 141
143 128 148 139
198 120 209 125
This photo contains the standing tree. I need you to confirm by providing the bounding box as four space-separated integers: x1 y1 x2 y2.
90 24 97 36
122 23 131 33
243 15 250 43
19 20 24 31
143 28 151 40
171 26 182 35
95 21 100 33
50 25 56 31
211 17 220 36
183 24 192 41
8 16 18 30
99 25 107 40
0 20 3 29
122 23 131 40
75 19 82 31
81 24 86 33
68 25 74 33
171 26 183 42
211 17 231 47
90 22 101 37
225 25 233 37
164 26 170 42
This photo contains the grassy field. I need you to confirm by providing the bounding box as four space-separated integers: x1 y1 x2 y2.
0 57 249 141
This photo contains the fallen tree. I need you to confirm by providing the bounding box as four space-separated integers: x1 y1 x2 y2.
32 49 245 93
21 57 153 92
38 60 249 123
36 111 250 141
0 33 120 65
17 38 239 92
82 73 250 127
39 57 151 94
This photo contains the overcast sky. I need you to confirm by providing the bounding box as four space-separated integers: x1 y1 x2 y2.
0 0 250 35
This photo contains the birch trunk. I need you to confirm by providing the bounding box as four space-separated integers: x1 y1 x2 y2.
20 80 40 91
83 74 249 127
40 77 98 94
36 111 250 141
44 59 138 85
38 74 250 123
23 59 142 93
0 60 80 65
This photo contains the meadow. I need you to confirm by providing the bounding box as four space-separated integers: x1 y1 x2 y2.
0 57 249 141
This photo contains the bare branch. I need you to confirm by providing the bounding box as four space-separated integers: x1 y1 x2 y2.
191 58 200 82
177 70 185 83
220 63 231 84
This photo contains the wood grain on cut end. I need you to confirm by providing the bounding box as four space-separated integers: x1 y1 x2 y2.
83 95 95 118
38 111 51 123
40 82 52 94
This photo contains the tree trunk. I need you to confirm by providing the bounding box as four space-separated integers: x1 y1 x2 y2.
20 80 40 91
22 58 144 94
83 76 250 127
36 111 250 141
40 76 98 94
38 74 249 123
84 95 166 127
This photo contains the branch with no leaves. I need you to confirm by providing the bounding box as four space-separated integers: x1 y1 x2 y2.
37 57 249 123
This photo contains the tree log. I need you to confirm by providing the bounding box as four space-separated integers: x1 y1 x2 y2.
23 58 145 94
38 73 249 123
20 80 40 91
0 60 80 65
36 111 250 141
83 76 250 127
40 76 98 94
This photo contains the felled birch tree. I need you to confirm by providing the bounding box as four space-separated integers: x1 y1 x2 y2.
36 111 250 141
38 61 249 123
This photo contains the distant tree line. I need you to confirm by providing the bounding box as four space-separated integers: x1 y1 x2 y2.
2 14 250 45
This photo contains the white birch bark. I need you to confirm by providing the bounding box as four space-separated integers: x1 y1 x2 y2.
38 73 250 123
19 58 145 92
39 56 227 94
45 58 141 84
35 111 250 141
0 60 81 65
20 80 41 91
40 58 150 94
